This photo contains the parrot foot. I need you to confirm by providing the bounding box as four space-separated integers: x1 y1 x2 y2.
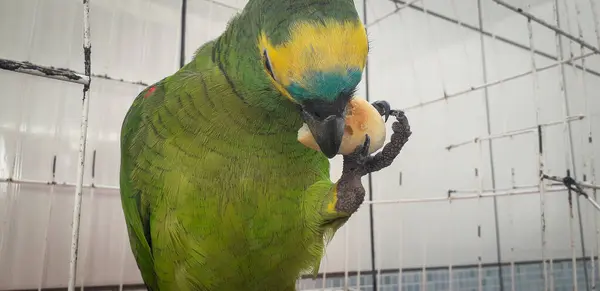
345 109 411 176
335 110 412 213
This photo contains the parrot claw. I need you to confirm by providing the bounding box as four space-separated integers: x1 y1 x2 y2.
335 110 411 214
343 109 411 176
347 134 371 166
371 100 391 122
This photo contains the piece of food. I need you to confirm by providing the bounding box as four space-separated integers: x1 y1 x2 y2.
298 98 387 155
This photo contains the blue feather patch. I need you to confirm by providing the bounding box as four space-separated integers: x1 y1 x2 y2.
286 68 362 102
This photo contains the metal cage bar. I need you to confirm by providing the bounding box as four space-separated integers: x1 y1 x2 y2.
382 0 600 77
493 0 600 54
0 58 148 87
66 0 92 290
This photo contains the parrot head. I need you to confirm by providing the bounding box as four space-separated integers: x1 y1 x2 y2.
241 0 369 158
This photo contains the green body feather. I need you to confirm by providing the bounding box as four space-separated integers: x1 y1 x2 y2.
120 1 362 290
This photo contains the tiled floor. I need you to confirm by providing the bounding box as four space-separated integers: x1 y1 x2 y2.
297 259 598 290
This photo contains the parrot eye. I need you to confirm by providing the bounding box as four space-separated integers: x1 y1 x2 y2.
263 49 276 81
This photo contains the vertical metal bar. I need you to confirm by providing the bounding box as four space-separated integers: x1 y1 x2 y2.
420 224 428 291
526 14 549 290
38 156 57 291
362 0 378 289
356 218 361 291
416 3 448 287
179 0 187 68
375 220 382 291
476 141 484 291
580 49 598 289
383 6 419 289
67 0 92 289
553 0 588 288
572 0 597 288
442 18 454 290
79 150 97 291
118 230 128 291
584 1 600 287
398 209 404 290
550 260 555 291
448 200 453 291
476 1 504 289
344 225 349 289
321 259 327 290
568 170 579 291
510 168 516 291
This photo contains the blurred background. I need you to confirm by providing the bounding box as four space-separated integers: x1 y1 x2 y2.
1 0 600 290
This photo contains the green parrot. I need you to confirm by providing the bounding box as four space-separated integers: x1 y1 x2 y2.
119 0 412 290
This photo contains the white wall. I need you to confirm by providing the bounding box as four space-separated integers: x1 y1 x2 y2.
0 0 599 289
365 0 600 271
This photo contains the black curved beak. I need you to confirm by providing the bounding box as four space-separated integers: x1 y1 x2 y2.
300 100 347 159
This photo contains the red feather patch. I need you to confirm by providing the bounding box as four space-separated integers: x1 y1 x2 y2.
144 86 156 98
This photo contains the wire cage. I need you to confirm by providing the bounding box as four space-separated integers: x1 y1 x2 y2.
1 0 600 290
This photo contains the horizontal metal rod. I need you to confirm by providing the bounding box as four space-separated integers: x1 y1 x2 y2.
363 185 567 205
542 174 600 211
202 0 240 11
451 182 566 194
0 177 119 191
91 73 148 87
446 115 585 150
387 0 600 78
366 0 423 28
450 184 539 194
544 175 600 190
446 129 537 151
587 198 600 212
0 58 148 87
0 58 89 85
493 0 600 54
3 285 148 291
403 52 595 111
579 181 600 191
2 177 578 205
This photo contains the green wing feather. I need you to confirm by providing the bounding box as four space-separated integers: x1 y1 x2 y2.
120 78 168 291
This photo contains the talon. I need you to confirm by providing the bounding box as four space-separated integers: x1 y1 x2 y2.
345 134 371 167
391 110 411 137
341 110 411 178
371 100 391 122
389 109 404 119
360 134 370 158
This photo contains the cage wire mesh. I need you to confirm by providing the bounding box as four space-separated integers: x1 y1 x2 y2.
0 0 600 290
